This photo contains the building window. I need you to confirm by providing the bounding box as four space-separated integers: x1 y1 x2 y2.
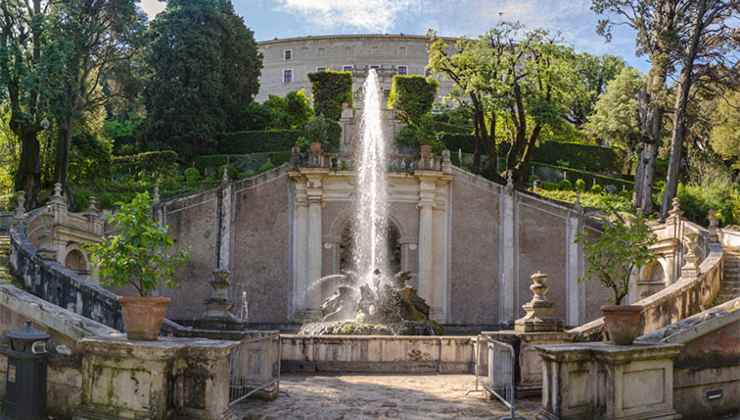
284 49 292 60
399 46 407 56
370 65 381 70
342 65 353 71
345 46 352 56
397 65 408 75
316 66 327 72
371 46 379 56
283 69 293 84
318 47 325 57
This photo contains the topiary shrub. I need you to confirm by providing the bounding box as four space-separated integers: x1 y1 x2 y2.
558 179 572 190
591 183 603 194
388 75 438 124
112 150 179 176
308 71 353 120
575 178 586 192
184 167 201 186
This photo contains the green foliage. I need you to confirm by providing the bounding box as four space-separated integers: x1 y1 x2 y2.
394 114 440 149
303 115 341 152
576 210 656 305
307 71 352 120
184 167 201 187
144 0 262 160
88 193 189 296
218 129 301 154
260 90 314 129
112 151 179 177
591 184 603 194
194 152 291 175
533 142 621 174
676 179 739 227
257 159 274 173
104 118 143 155
575 178 586 192
68 133 113 185
709 90 740 167
388 75 438 124
558 179 572 190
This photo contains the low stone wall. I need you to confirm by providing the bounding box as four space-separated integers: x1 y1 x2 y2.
281 335 475 373
637 297 740 419
9 213 123 330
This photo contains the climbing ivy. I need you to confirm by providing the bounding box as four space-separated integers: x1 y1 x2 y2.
307 71 353 121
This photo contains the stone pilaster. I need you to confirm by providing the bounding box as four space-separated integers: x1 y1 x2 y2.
305 171 326 308
218 176 232 270
498 175 516 324
417 175 436 314
566 203 584 326
292 180 309 314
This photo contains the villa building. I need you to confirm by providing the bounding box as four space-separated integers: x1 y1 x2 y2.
256 34 457 103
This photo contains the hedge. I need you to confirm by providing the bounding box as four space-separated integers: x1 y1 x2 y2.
308 71 353 120
194 152 292 175
218 129 302 154
111 150 179 174
388 75 438 124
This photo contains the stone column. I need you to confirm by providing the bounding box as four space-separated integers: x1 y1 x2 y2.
306 175 324 308
566 200 584 326
498 175 516 323
292 182 309 313
417 176 436 306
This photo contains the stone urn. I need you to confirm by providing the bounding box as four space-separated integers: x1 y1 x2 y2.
420 144 433 159
310 141 322 154
601 305 643 345
119 296 171 341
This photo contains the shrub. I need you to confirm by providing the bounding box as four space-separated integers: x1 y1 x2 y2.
308 71 353 120
558 179 573 190
575 179 586 192
194 152 292 175
257 160 274 173
87 193 189 296
591 183 603 194
217 129 302 154
184 167 201 186
388 75 438 124
677 180 738 227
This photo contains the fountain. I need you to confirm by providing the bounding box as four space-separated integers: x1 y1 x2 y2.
299 69 440 336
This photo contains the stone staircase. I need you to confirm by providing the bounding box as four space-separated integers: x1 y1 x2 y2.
718 247 740 303
0 233 12 284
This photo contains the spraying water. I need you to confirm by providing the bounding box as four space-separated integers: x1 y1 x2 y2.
352 69 389 284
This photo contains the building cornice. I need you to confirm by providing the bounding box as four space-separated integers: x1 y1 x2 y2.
258 33 460 46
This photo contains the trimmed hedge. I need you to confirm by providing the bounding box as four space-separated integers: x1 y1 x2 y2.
308 71 353 120
218 129 302 154
112 150 179 174
194 152 292 175
388 75 438 124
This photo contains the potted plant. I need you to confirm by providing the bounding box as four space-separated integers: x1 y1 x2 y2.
89 192 189 340
576 209 656 345
304 114 340 153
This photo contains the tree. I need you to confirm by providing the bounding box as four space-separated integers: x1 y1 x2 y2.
709 90 740 169
659 0 738 218
592 0 685 215
586 67 645 173
0 0 62 208
50 0 145 191
576 210 656 305
144 0 262 160
261 90 314 129
567 53 625 128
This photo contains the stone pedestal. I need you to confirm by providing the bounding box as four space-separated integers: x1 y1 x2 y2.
195 269 246 330
537 342 682 420
76 335 237 420
515 272 562 332
482 330 572 397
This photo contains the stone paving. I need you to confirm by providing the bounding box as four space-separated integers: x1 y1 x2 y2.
235 374 540 420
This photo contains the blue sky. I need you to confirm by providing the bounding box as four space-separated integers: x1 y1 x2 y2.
140 0 650 72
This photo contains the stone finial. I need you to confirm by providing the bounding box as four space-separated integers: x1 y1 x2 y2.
49 182 66 207
707 209 720 243
53 182 63 198
515 272 562 332
574 191 583 213
668 197 682 221
681 231 701 278
222 166 230 184
201 269 239 322
152 183 160 204
505 173 514 194
87 196 98 213
14 193 26 218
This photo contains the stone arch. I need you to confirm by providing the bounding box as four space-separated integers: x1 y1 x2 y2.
62 244 90 275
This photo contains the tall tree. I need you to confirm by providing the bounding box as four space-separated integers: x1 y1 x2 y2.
0 0 61 208
567 53 625 128
144 0 262 160
659 0 738 218
592 0 685 215
50 0 145 190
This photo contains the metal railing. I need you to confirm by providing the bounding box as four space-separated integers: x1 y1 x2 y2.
484 339 524 420
228 332 281 406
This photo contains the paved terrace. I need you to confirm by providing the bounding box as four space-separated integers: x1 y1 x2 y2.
235 374 540 420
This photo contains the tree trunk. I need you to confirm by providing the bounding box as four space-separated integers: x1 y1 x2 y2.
660 0 706 219
14 130 42 209
55 116 73 189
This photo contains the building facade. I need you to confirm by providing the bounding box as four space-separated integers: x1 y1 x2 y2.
257 34 456 103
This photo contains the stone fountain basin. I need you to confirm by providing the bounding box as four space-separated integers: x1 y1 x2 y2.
280 334 477 374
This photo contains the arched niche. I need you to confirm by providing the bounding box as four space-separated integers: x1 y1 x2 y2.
63 244 90 275
338 221 402 274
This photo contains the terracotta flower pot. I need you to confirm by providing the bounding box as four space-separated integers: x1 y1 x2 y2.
601 304 643 345
310 141 322 154
420 144 433 159
119 296 171 341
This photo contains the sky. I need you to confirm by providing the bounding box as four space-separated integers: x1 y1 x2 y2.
139 0 651 72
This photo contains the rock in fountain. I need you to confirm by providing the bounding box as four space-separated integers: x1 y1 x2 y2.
299 69 441 336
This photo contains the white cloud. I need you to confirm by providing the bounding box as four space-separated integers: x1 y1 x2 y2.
272 0 423 32
140 0 166 19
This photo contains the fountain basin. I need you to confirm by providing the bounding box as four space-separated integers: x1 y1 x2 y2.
281 334 478 374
